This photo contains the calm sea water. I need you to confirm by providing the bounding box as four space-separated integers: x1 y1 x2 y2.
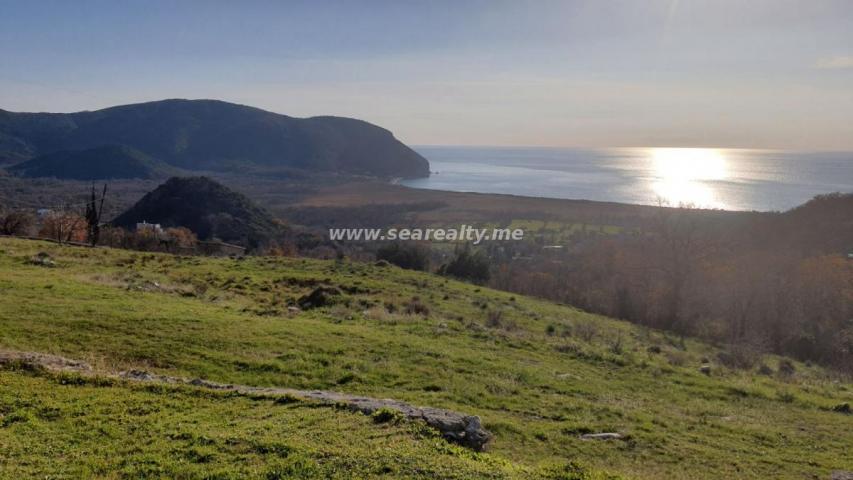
403 146 853 212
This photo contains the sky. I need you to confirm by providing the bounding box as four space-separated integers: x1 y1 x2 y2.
1 0 852 150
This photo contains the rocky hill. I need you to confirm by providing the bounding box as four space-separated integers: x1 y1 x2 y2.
112 176 282 246
0 99 430 178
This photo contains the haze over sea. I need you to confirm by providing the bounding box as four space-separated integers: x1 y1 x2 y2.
404 146 853 212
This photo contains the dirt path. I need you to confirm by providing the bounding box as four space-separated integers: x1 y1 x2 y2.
0 350 491 451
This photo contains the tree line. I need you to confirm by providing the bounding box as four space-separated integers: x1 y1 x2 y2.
489 195 853 373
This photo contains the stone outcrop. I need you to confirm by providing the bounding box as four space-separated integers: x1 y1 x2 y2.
1 350 492 451
580 432 624 440
297 286 343 309
0 350 91 372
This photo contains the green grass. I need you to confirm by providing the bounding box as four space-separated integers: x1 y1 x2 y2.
0 366 551 479
0 237 851 479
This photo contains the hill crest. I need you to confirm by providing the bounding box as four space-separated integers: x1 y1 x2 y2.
112 176 282 246
0 99 430 178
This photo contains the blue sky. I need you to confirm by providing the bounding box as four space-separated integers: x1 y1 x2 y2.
1 0 851 149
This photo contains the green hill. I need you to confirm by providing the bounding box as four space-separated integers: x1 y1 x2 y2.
0 237 850 479
112 176 283 246
0 99 430 178
7 144 177 180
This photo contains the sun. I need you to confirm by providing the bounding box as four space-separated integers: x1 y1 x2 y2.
649 148 728 208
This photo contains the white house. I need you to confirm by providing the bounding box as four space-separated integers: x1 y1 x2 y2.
136 221 163 233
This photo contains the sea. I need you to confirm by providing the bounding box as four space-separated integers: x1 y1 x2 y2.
402 146 853 212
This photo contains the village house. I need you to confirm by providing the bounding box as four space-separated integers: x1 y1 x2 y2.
135 221 163 234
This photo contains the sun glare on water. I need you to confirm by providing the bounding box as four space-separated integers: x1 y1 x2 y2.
649 148 728 208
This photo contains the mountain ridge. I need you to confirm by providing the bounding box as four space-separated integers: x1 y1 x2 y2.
0 99 430 178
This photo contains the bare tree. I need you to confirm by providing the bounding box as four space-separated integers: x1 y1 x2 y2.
0 211 34 236
40 211 86 244
85 183 108 247
646 203 717 334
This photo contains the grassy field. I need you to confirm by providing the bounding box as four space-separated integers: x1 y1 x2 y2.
0 237 851 479
1 367 547 479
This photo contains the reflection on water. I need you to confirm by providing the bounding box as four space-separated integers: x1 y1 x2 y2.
649 148 728 208
403 146 853 211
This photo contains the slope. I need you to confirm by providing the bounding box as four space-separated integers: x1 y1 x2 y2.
0 237 850 479
7 144 178 180
0 100 430 178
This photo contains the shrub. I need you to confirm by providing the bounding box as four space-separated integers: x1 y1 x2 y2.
297 286 342 309
164 227 198 249
404 297 430 316
609 332 624 354
372 407 404 424
555 342 581 355
665 350 689 367
777 391 796 403
485 309 504 328
0 211 34 236
575 321 598 342
273 394 301 405
778 359 796 376
440 246 490 283
718 343 762 370
482 310 517 331
364 306 393 322
1 411 34 428
376 242 430 271
99 226 128 248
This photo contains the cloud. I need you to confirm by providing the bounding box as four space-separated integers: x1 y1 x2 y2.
815 56 853 69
